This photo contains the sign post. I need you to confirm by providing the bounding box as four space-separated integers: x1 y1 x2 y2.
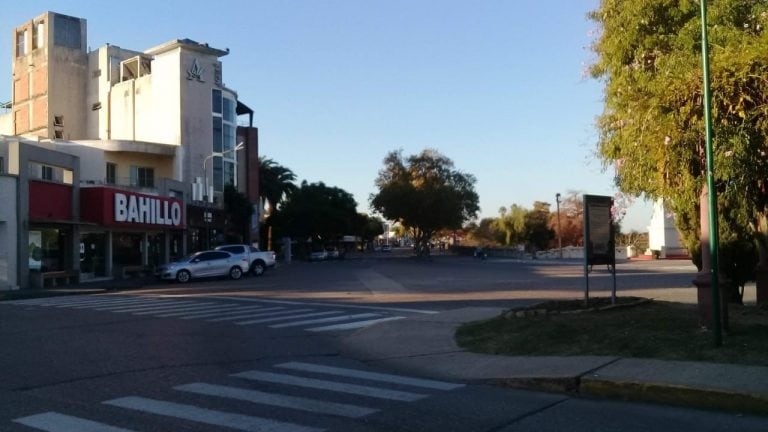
583 194 616 306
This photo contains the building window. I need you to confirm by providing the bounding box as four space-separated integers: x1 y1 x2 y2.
212 89 222 114
224 161 235 187
33 21 44 50
41 165 54 181
16 30 27 57
130 166 154 188
223 97 235 123
223 124 234 153
212 157 223 192
106 163 116 184
0 156 4 174
212 117 222 152
53 14 81 49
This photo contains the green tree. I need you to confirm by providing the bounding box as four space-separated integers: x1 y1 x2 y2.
496 205 527 246
223 184 254 243
370 149 480 256
524 201 554 252
259 157 298 215
353 213 385 250
590 0 768 298
270 181 358 246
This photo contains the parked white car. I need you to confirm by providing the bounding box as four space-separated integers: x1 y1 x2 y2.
155 250 248 283
215 244 277 276
309 250 328 261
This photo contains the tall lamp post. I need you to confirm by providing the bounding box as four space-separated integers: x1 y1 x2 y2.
202 142 245 203
556 193 562 259
698 0 723 347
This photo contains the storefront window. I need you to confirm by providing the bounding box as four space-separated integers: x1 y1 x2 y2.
29 228 68 272
80 233 106 279
113 233 143 266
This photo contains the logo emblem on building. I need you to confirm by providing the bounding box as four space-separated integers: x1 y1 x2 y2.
186 58 205 82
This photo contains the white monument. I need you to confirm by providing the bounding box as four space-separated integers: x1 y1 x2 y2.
648 199 687 258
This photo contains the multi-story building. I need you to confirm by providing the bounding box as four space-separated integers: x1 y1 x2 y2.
0 11 260 290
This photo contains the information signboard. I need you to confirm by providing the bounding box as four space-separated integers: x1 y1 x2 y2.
583 194 617 305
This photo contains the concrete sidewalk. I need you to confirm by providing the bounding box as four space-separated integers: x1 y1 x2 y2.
340 307 768 415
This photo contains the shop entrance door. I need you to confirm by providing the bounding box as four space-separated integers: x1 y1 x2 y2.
80 233 107 280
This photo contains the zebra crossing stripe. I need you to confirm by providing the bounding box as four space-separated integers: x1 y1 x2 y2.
178 306 266 320
89 300 198 312
152 304 245 318
69 298 163 309
175 382 378 418
206 307 300 322
307 316 405 332
103 396 322 432
13 411 136 432
269 313 380 329
231 370 427 402
131 303 222 316
236 311 342 325
276 362 464 390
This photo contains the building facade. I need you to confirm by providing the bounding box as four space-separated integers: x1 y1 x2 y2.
1 11 261 290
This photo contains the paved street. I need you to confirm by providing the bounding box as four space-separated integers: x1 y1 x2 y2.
1 253 766 431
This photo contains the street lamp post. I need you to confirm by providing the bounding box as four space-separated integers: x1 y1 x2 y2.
698 0 723 347
202 142 245 203
556 193 562 259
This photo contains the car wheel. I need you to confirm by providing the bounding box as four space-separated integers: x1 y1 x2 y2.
251 261 266 276
176 270 191 283
230 266 243 280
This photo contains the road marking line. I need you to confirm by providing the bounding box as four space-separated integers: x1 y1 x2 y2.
130 303 222 315
13 411 136 432
307 316 405 332
276 362 464 390
206 307 301 322
39 297 149 308
90 300 200 312
236 311 342 325
68 298 165 308
231 370 427 402
154 305 248 318
179 306 266 320
208 296 438 315
175 382 378 418
8 296 128 306
103 396 322 432
269 313 380 329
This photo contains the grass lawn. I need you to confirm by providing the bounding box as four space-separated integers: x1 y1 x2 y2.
455 299 768 367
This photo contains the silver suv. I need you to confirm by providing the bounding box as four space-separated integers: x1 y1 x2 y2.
214 244 276 276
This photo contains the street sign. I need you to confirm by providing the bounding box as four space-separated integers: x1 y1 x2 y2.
583 194 617 305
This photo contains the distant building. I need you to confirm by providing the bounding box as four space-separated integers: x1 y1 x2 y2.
647 199 688 258
0 11 261 289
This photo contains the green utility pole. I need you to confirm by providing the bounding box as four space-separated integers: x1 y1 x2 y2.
699 0 723 347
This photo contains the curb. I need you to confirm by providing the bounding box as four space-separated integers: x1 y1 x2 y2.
580 377 768 415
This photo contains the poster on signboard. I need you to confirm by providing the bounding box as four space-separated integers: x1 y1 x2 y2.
583 195 615 266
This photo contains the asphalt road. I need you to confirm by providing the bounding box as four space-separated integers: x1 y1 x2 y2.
1 253 765 431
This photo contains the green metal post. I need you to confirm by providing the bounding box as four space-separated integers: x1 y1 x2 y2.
700 0 723 346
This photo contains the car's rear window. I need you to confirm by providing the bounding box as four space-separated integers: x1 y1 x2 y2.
220 246 245 254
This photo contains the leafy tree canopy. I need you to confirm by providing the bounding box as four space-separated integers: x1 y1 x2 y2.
259 156 297 214
370 149 480 255
590 0 768 271
270 181 358 244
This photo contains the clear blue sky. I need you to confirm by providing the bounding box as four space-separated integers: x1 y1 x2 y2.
1 1 653 231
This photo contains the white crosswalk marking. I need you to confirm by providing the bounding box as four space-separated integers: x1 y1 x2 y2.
231 370 427 402
93 300 200 312
13 411 136 432
131 303 222 316
103 396 323 432
175 382 378 418
307 316 405 332
8 295 415 333
153 304 242 318
236 311 342 325
269 313 380 329
275 362 465 390
179 305 266 320
206 307 296 322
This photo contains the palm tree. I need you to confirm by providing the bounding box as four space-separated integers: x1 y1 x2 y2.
259 157 297 249
259 157 297 213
